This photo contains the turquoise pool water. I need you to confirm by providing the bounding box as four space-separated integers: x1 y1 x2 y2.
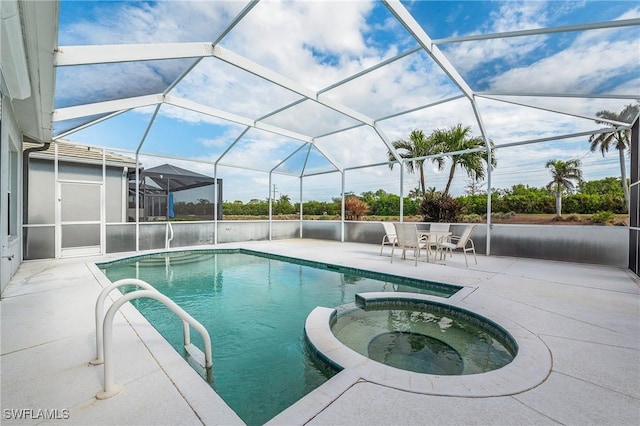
98 249 460 425
331 304 515 375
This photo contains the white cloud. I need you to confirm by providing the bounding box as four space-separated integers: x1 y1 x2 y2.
487 38 640 93
223 0 378 88
442 1 552 76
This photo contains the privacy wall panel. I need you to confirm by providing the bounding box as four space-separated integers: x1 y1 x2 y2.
630 117 639 277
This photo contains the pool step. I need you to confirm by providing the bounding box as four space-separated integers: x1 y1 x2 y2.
130 253 214 267
185 343 214 384
185 343 206 368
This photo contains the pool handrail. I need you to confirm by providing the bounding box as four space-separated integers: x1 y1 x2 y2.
91 278 158 366
95 288 213 399
166 221 174 249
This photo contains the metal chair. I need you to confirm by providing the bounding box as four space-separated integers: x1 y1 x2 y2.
391 223 427 266
436 224 477 267
426 223 450 257
379 222 398 256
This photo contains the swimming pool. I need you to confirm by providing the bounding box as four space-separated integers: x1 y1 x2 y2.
98 249 461 425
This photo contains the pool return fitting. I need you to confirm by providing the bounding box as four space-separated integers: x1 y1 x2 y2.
91 278 213 399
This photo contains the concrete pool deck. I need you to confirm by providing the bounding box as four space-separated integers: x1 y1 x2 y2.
1 239 638 425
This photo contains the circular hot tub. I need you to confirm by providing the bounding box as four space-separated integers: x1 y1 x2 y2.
330 297 516 376
305 292 551 397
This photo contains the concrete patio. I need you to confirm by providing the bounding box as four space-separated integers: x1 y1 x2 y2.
1 239 638 425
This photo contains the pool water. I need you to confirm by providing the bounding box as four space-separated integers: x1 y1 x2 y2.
331 304 515 375
98 250 460 426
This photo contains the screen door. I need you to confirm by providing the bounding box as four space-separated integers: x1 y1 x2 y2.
59 182 102 257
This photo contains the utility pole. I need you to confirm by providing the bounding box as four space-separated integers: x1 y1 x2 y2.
272 184 278 201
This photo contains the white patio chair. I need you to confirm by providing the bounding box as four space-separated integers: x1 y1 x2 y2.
436 224 477 267
426 223 450 255
391 223 427 266
379 222 398 256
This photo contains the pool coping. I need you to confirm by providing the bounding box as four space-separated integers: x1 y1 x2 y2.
303 292 552 398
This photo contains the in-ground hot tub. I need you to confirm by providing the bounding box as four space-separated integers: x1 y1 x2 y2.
331 295 516 375
305 292 551 397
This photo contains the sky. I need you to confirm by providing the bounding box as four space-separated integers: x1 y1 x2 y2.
54 0 640 203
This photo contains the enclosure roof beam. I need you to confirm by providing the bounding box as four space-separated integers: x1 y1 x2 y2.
256 98 307 122
494 127 630 149
54 42 215 66
212 45 375 126
270 143 309 173
315 123 366 139
376 94 466 122
166 96 315 143
475 91 640 100
53 94 162 121
433 18 640 44
344 160 397 172
300 144 313 178
383 0 474 99
312 94 467 139
255 122 314 144
308 138 343 173
135 104 162 155
212 0 259 46
301 169 342 178
318 46 422 95
213 45 316 99
373 123 403 164
256 45 422 125
477 94 632 127
164 96 254 127
162 1 261 96
53 110 129 140
214 127 250 167
216 161 300 176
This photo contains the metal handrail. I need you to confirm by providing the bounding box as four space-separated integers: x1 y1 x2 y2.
91 278 157 366
92 284 213 399
166 221 174 249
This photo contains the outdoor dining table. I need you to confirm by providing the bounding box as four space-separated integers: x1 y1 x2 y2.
418 230 452 262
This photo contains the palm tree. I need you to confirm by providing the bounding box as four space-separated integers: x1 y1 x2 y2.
388 129 444 197
546 159 583 218
589 103 639 212
430 124 497 195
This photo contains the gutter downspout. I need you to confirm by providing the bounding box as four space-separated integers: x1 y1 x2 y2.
22 140 51 256
22 140 51 223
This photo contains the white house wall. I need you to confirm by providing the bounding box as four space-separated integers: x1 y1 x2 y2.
1 93 24 295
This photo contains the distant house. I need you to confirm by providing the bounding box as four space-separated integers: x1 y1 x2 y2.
23 140 136 259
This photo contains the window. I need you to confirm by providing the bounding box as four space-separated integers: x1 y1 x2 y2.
8 146 18 237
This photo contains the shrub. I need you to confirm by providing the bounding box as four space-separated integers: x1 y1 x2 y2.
565 214 582 222
420 191 462 222
461 213 483 223
590 211 615 224
493 211 516 220
344 196 368 220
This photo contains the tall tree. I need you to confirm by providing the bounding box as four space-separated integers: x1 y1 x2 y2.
387 129 444 196
430 124 497 195
589 103 639 212
546 159 583 218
